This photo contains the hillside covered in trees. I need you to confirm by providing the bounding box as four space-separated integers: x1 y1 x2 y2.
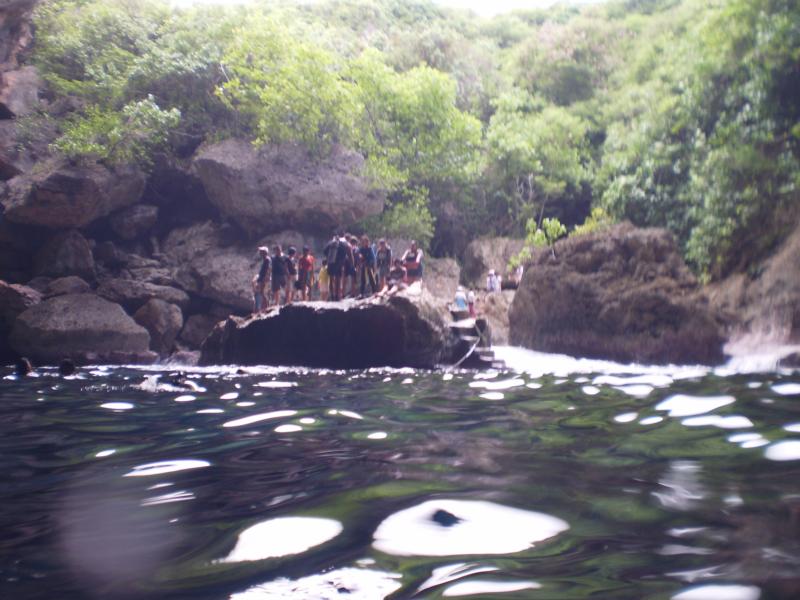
18 0 800 279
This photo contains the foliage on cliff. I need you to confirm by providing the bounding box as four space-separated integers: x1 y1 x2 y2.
25 0 800 276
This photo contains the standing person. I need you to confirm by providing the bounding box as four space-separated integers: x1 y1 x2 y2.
402 240 424 285
252 246 271 313
467 288 476 317
286 246 298 304
358 235 378 297
486 269 500 293
343 236 358 298
297 246 315 301
454 285 468 311
323 233 342 301
318 259 330 301
271 244 288 305
375 238 392 291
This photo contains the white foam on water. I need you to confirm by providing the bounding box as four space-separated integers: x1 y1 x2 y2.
230 567 401 599
671 584 760 600
217 517 343 563
223 410 297 428
372 499 568 557
655 395 736 417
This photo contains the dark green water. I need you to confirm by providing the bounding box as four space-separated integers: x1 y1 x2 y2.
2 349 800 600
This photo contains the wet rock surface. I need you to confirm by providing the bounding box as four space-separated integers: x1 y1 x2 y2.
509 223 725 365
201 290 455 369
9 293 153 364
193 139 384 236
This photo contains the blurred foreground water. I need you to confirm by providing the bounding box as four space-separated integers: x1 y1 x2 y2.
1 348 800 600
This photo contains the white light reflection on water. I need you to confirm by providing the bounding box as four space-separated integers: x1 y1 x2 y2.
479 392 504 400
223 410 297 428
255 381 297 389
230 567 402 599
772 383 800 395
671 584 761 600
443 580 541 596
123 459 211 477
416 562 498 594
653 461 706 511
656 395 736 418
681 415 754 429
614 412 638 423
101 402 134 410
372 499 568 557
217 517 343 563
274 424 302 433
468 378 525 391
765 440 800 461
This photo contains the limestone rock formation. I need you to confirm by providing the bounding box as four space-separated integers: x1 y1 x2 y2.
133 298 183 355
109 204 159 241
424 257 460 304
2 159 145 229
96 278 190 312
0 278 40 361
0 65 39 117
193 139 384 236
201 290 455 369
9 293 154 364
0 0 37 73
33 230 95 280
179 313 219 349
43 275 90 298
509 223 725 365
461 237 524 287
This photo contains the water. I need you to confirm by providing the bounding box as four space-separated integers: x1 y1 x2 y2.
2 349 800 599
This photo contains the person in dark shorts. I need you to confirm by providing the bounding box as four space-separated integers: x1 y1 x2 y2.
318 259 330 301
380 258 407 297
401 240 424 284
358 235 378 297
375 238 392 291
344 235 358 298
271 244 288 305
297 245 315 301
252 246 271 313
285 246 298 304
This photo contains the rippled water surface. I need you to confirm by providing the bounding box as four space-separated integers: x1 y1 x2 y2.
2 349 800 599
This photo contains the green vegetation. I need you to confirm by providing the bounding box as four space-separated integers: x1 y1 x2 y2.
27 0 800 278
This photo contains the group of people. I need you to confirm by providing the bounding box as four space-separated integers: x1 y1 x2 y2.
252 235 424 312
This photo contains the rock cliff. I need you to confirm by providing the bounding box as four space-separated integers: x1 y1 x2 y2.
509 223 725 365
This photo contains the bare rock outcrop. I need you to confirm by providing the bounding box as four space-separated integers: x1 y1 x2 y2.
43 275 90 298
1 159 146 229
33 229 95 280
0 64 39 118
109 204 159 241
0 278 40 361
133 298 183 355
193 139 384 236
461 237 524 287
201 290 456 369
509 223 725 365
0 0 37 73
9 293 154 364
96 278 190 312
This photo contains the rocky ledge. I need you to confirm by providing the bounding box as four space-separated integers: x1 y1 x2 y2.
201 289 458 369
509 223 726 365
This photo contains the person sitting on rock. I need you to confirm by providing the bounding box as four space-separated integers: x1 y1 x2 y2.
318 259 330 301
375 238 392 291
271 244 289 305
358 235 378 297
402 241 424 285
380 258 407 297
252 246 271 313
286 246 298 304
297 245 315 301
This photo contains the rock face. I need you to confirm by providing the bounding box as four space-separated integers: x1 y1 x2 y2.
423 257 460 304
193 139 384 236
0 279 40 361
109 204 159 240
9 293 153 364
509 223 725 365
96 278 189 312
0 1 37 73
2 160 146 229
33 230 95 280
0 65 39 118
43 276 90 298
201 290 455 369
179 313 219 348
133 299 183 355
461 237 524 287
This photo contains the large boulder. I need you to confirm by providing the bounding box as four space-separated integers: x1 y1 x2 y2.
424 257 460 304
0 0 37 73
163 221 258 312
9 293 154 364
43 275 91 298
178 313 220 349
133 299 183 355
509 223 725 365
201 289 456 369
33 230 95 280
109 204 158 241
0 278 40 362
0 120 34 179
192 139 384 236
461 237 524 287
0 65 39 118
1 159 145 229
96 278 190 312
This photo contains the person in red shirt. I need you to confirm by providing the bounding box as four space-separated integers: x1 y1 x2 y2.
297 246 315 301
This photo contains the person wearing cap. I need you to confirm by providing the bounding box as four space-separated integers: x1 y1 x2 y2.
375 238 392 291
297 245 315 301
252 246 271 313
